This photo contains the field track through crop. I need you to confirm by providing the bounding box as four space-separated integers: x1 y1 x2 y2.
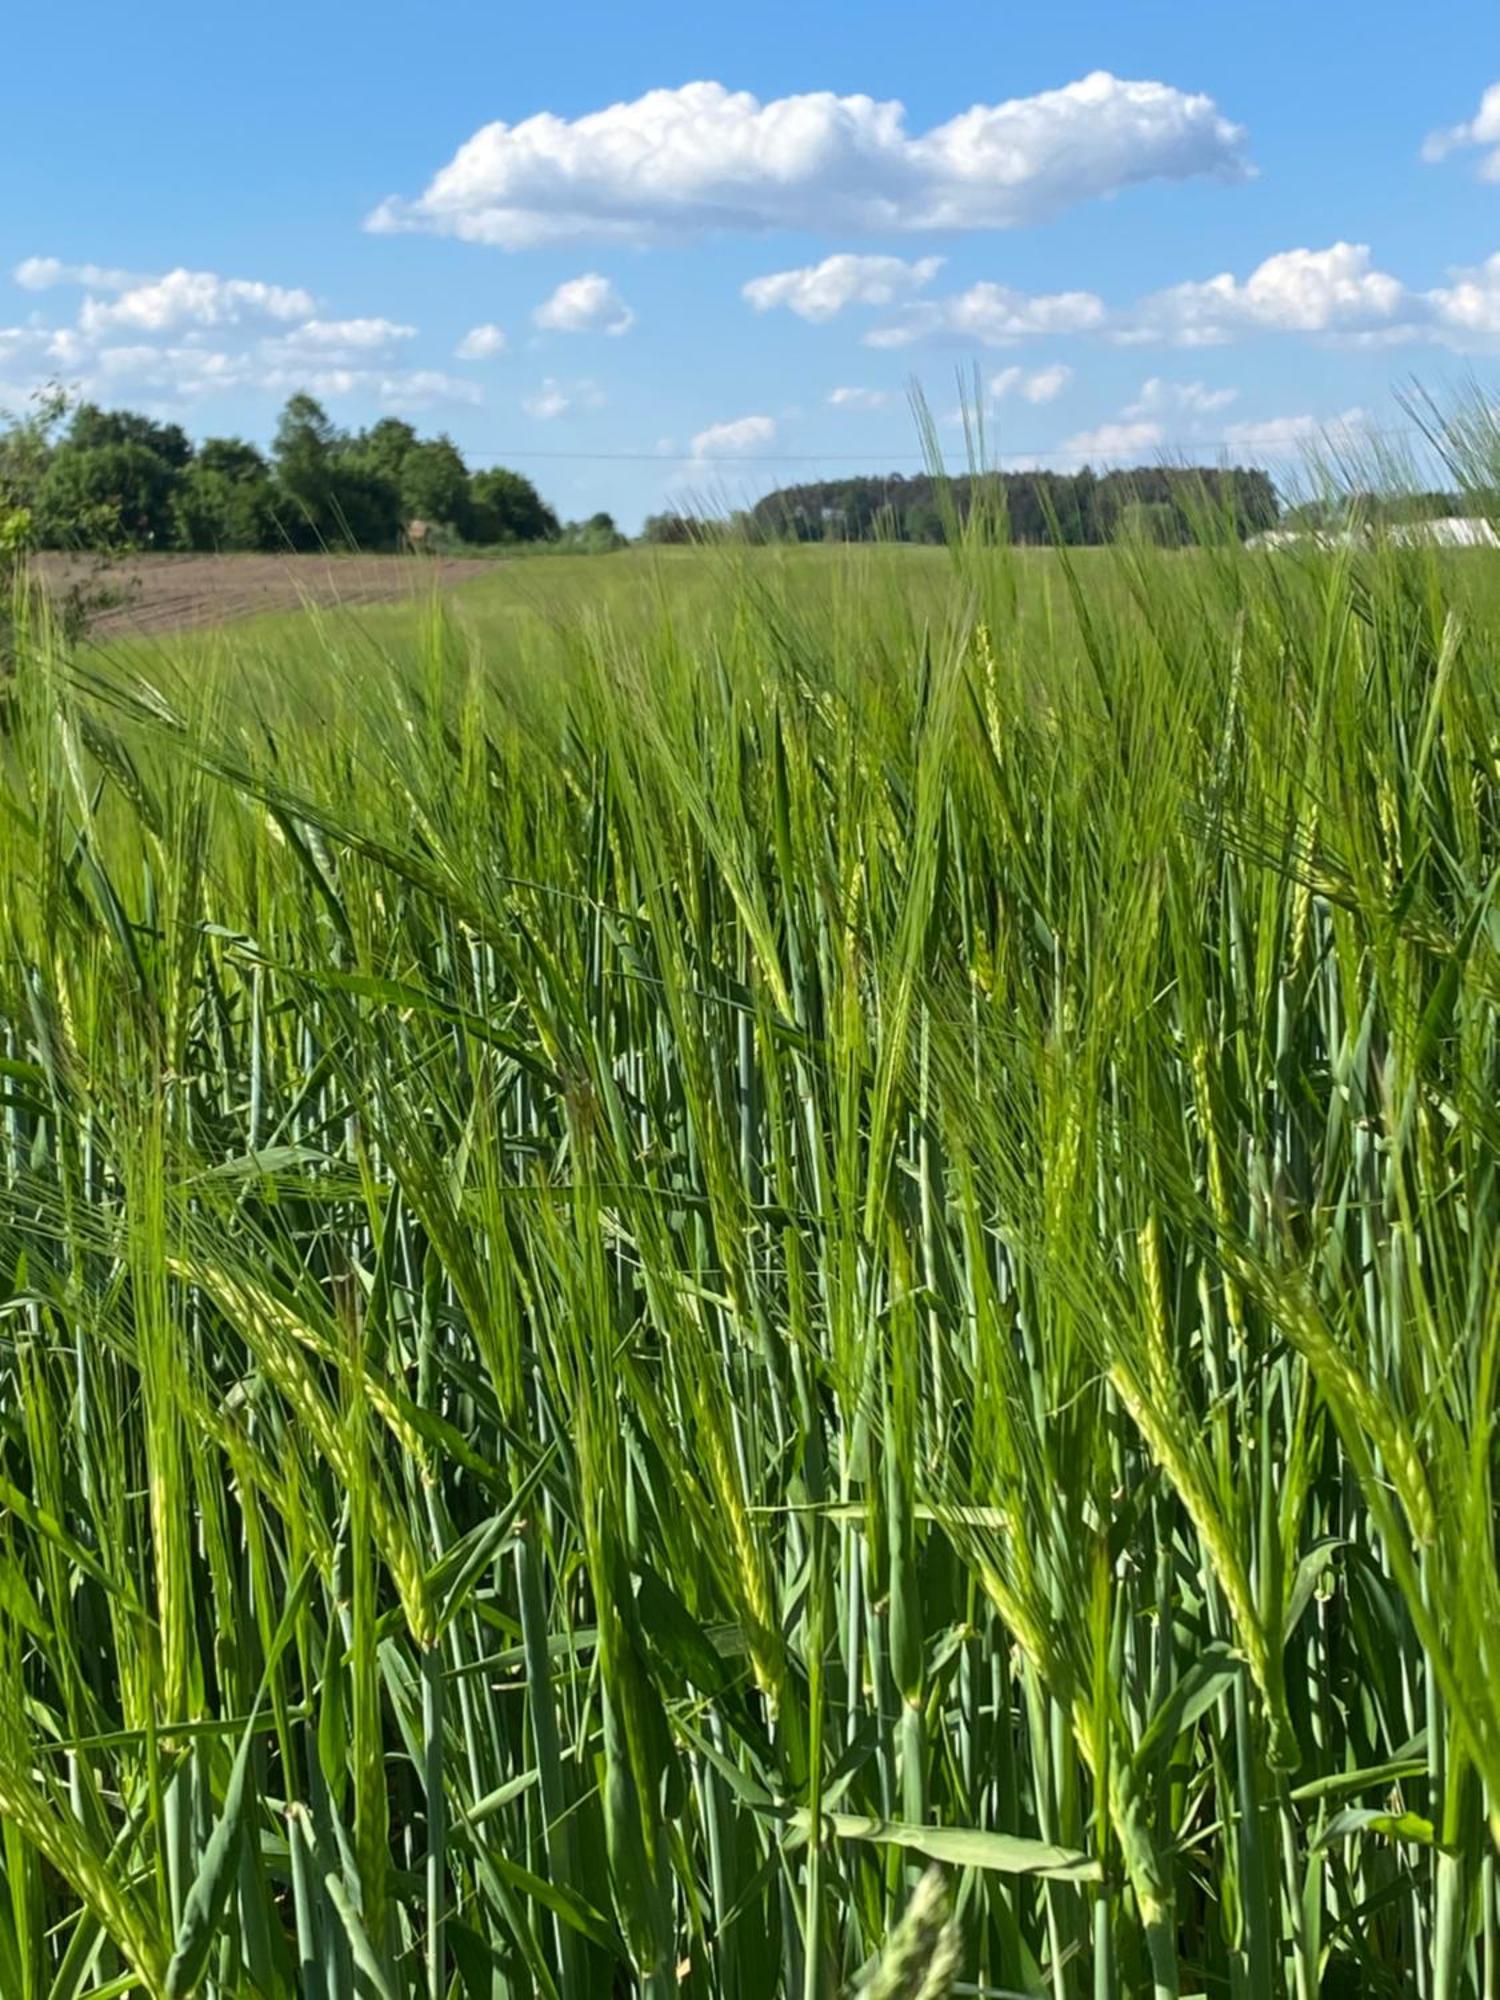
32 549 502 635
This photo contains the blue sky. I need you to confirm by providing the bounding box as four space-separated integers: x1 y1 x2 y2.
3 0 1498 528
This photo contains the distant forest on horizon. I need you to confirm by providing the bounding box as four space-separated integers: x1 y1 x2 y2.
2 388 1479 553
741 465 1279 546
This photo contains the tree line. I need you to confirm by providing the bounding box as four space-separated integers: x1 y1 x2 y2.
641 466 1281 546
641 475 1493 549
3 389 1293 559
0 391 603 553
728 465 1282 545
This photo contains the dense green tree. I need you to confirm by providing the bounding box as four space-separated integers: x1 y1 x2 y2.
0 392 570 555
468 466 560 544
352 417 420 488
641 511 699 545
270 394 339 543
36 441 178 547
324 463 403 551
0 389 69 515
270 396 403 550
172 463 277 551
558 511 626 553
68 402 192 469
197 436 271 483
172 436 279 550
398 438 471 532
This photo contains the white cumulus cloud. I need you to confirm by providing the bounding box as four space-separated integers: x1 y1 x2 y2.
690 414 777 459
78 268 316 336
748 242 1500 356
744 254 943 322
86 344 253 396
245 364 483 408
84 350 482 409
1059 397 1369 466
990 363 1073 404
273 317 416 352
258 319 418 370
525 381 570 420
15 260 523 395
0 253 493 412
367 73 1250 248
1428 253 1500 336
828 386 892 410
534 272 635 335
1128 243 1410 346
371 369 484 410
867 281 1106 348
456 322 508 359
1121 243 1500 350
1062 418 1165 460
1220 407 1369 454
1423 83 1500 180
14 256 143 293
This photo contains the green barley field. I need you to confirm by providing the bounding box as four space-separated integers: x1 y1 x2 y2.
1 525 1498 1999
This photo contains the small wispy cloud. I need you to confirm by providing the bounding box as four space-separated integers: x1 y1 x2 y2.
13 256 143 293
990 363 1073 405
1061 418 1165 460
523 375 606 419
533 273 634 335
1121 376 1237 418
690 414 776 459
1219 407 1370 453
745 255 943 322
456 323 508 360
866 283 1105 349
1423 82 1500 180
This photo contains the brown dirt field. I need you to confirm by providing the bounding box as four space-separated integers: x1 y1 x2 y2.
31 551 501 638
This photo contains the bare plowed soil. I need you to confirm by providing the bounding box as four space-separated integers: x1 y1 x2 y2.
32 552 500 638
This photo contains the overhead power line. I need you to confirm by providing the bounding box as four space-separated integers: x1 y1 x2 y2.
466 423 1426 468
